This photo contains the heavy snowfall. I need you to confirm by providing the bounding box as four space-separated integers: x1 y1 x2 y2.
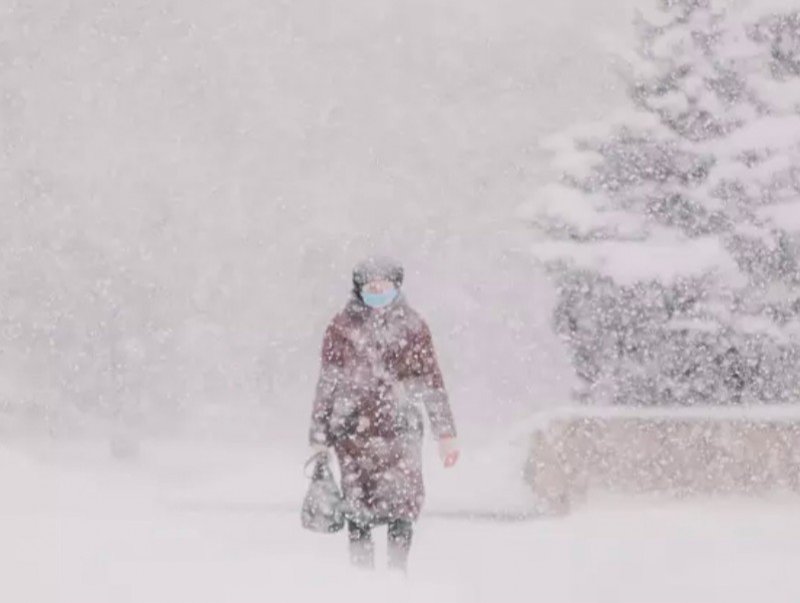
2 0 800 601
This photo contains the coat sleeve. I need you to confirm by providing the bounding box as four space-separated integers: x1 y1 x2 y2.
406 321 457 440
309 323 345 446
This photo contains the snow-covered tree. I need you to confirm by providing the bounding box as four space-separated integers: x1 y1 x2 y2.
524 0 800 406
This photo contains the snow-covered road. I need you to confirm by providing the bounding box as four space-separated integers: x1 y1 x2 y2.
3 440 799 603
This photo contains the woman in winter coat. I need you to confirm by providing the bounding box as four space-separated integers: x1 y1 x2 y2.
309 257 459 571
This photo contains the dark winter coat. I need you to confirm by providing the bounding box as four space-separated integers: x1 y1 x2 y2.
309 293 456 523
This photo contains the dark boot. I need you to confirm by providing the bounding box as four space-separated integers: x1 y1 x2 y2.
348 521 375 569
387 519 413 572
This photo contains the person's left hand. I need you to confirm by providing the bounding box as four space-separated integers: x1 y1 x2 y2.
438 437 460 468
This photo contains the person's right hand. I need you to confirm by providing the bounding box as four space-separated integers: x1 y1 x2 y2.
310 443 329 459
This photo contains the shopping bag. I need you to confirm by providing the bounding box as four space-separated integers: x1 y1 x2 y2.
301 453 345 533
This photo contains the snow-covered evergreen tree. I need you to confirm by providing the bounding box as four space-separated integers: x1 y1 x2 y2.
524 0 800 406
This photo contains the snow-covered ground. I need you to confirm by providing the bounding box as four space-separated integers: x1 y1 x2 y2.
4 439 799 603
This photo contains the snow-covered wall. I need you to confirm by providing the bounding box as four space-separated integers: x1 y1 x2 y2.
526 405 800 513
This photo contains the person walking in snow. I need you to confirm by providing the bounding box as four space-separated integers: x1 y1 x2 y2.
308 257 459 571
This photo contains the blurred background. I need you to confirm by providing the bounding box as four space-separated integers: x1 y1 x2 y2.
1 0 646 445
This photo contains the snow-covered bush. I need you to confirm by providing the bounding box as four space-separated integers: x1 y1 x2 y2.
524 0 800 406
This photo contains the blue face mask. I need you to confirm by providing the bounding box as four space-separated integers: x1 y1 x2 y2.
361 288 398 309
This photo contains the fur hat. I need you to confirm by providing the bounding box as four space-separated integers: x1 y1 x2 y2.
352 256 404 293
